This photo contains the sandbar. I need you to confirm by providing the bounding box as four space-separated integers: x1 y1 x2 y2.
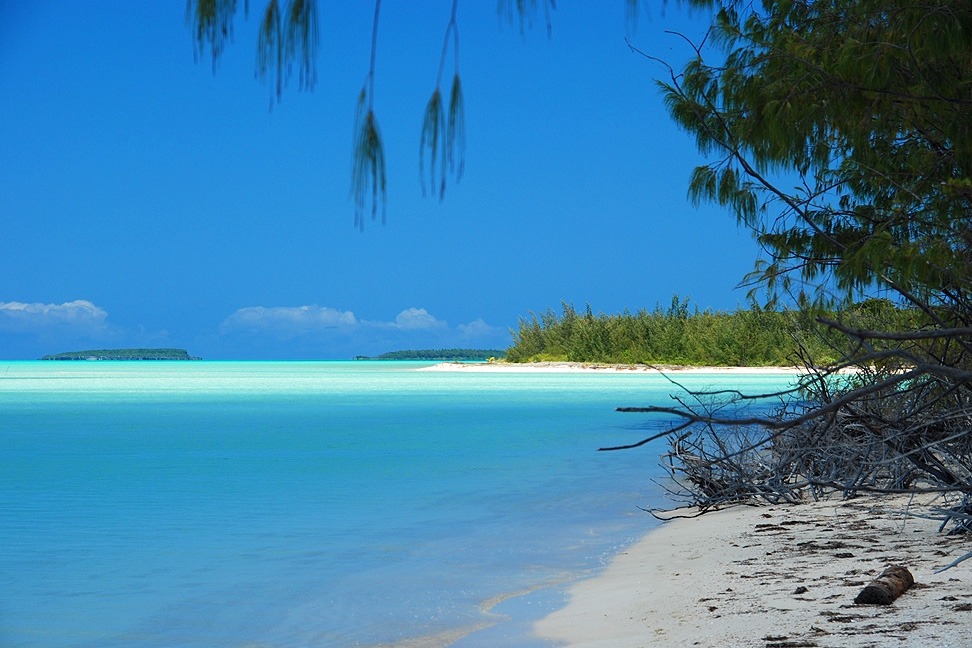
534 496 971 647
418 362 808 374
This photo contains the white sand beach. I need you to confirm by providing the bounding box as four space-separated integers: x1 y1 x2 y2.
424 360 968 646
418 362 808 374
534 496 971 647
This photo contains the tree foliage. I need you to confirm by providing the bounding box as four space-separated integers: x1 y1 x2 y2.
40 348 200 361
506 297 923 366
354 348 506 361
623 0 972 537
659 0 972 311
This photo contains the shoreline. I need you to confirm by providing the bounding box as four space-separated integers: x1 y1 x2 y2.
533 495 971 647
418 361 809 374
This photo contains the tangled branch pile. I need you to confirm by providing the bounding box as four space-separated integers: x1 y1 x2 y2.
627 318 972 535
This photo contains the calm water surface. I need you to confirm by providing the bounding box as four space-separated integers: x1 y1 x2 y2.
0 361 792 647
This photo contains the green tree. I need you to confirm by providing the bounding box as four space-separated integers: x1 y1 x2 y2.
624 0 972 527
505 297 828 366
658 0 971 314
656 0 971 371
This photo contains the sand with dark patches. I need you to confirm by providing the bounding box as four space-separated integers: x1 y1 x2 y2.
535 496 971 648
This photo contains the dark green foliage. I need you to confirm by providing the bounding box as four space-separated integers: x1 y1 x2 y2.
351 87 386 230
420 75 465 200
354 349 507 361
41 349 200 361
421 0 465 201
255 0 319 100
661 0 972 313
186 0 241 71
506 298 922 366
187 0 470 225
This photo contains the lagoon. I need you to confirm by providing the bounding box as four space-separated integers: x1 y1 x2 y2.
0 361 791 647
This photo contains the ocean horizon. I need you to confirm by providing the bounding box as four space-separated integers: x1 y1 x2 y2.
0 361 792 647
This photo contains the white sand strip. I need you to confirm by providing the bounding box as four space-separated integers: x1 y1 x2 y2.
417 362 808 374
535 497 971 647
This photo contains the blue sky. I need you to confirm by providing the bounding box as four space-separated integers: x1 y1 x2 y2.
1 2 764 360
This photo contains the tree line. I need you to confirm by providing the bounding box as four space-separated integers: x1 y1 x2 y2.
355 348 506 361
506 297 924 367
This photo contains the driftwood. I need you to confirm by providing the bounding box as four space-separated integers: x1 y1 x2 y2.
854 565 914 605
616 338 972 539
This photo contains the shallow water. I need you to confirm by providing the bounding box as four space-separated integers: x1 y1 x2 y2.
0 361 792 647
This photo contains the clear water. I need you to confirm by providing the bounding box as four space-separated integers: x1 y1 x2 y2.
0 361 792 647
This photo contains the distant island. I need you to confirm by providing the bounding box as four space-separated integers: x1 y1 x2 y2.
354 348 507 361
41 348 201 361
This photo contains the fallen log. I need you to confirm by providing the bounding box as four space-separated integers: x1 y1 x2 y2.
854 565 914 605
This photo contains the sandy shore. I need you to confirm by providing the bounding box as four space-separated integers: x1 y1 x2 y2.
418 362 808 374
534 496 971 647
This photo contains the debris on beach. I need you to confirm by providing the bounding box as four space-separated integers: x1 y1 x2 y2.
853 565 914 605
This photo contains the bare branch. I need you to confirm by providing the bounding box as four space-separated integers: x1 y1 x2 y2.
818 317 972 342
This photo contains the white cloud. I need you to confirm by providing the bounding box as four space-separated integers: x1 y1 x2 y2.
457 318 498 339
217 304 505 357
220 305 359 337
392 307 446 331
0 300 109 334
222 304 452 337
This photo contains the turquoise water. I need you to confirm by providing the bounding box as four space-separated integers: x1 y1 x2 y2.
0 361 791 647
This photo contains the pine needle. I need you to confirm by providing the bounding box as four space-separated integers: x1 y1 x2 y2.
351 88 386 230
